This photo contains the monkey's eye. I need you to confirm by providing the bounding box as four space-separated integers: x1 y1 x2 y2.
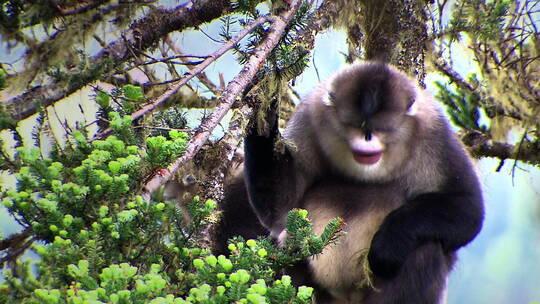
406 96 417 115
407 96 415 109
329 92 336 101
323 92 336 107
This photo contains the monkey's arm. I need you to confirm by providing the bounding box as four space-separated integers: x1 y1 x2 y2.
368 167 484 278
243 104 307 235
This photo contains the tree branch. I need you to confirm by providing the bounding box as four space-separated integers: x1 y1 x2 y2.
432 58 524 121
0 229 33 268
462 131 539 167
142 0 304 197
49 0 109 16
0 229 31 251
95 15 273 140
4 0 235 123
164 38 221 95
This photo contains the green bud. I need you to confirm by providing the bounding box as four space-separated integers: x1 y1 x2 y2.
101 217 112 225
230 269 250 284
108 161 121 174
63 214 74 227
79 229 88 238
281 275 292 286
257 249 268 257
297 286 314 299
99 206 109 217
205 199 217 210
127 146 138 155
2 199 13 208
246 239 257 248
193 259 205 270
205 255 217 267
217 285 226 295
49 225 58 232
217 255 233 272
246 293 266 304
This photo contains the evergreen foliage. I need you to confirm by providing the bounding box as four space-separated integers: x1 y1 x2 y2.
435 81 487 133
0 81 342 303
1 0 538 303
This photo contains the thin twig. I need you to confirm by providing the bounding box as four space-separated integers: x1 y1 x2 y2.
165 38 220 94
94 14 273 140
132 125 194 133
142 0 303 197
127 55 209 69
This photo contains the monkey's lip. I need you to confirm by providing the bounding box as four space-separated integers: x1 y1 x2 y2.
352 150 382 165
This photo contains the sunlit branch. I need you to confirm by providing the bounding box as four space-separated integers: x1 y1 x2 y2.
142 0 303 197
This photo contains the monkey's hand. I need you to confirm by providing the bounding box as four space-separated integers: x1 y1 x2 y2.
367 209 416 279
249 97 279 138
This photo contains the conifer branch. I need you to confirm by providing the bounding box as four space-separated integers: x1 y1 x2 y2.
199 0 341 201
142 0 304 197
432 58 523 121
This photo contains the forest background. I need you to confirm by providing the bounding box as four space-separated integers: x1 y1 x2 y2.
0 0 539 303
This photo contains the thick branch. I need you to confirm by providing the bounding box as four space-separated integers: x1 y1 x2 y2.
49 0 108 16
355 0 428 82
4 0 234 122
0 229 31 251
142 0 303 197
462 131 539 167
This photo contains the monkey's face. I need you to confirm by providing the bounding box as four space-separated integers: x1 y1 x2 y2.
316 63 419 181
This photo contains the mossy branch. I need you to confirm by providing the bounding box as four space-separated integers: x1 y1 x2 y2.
4 0 236 122
142 0 304 197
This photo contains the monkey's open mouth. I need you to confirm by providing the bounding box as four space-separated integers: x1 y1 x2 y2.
352 150 382 165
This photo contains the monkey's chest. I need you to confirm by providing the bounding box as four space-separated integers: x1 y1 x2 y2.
300 181 404 301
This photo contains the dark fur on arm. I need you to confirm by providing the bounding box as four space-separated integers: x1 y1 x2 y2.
368 147 484 278
213 176 267 255
243 101 300 232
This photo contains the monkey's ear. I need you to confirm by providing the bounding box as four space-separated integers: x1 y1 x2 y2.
323 91 335 107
